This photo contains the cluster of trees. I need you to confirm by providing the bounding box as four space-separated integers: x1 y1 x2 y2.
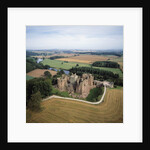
26 51 40 56
113 78 123 86
26 57 50 73
74 51 123 57
86 87 103 102
49 56 67 60
70 67 119 80
27 91 42 111
26 51 52 57
26 77 52 111
92 61 120 68
69 67 123 86
62 50 72 53
26 70 72 111
44 71 52 78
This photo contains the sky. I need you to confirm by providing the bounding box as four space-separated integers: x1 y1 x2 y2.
26 26 123 50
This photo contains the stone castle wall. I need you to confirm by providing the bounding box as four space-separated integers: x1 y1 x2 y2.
57 73 113 98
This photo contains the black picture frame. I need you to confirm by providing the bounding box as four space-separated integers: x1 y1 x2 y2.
1 0 149 147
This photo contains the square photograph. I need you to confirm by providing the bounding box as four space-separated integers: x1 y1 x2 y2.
26 26 123 123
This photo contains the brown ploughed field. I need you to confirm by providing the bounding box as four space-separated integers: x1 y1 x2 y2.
27 69 57 78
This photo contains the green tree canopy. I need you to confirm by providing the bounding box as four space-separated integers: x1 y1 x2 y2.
26 78 52 105
57 69 65 76
92 61 120 68
44 65 50 69
86 87 103 102
44 71 52 78
28 91 42 111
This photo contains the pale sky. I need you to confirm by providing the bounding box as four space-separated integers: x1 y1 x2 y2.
26 26 123 50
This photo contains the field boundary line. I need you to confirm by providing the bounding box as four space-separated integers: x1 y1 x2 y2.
42 86 106 105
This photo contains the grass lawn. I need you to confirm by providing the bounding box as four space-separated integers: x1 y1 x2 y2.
26 87 123 123
42 59 123 77
51 87 71 98
26 75 34 80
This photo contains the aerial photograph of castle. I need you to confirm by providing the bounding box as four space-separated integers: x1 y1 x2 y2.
26 26 123 123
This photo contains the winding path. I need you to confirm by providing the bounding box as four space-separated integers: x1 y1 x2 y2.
42 86 107 105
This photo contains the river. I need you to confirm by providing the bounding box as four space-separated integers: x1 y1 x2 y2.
36 58 43 63
49 68 70 75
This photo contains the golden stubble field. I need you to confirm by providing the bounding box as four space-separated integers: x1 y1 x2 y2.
27 69 57 77
26 88 123 123
57 55 118 64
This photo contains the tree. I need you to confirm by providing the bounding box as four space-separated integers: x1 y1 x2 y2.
44 71 52 78
86 87 103 102
69 66 120 82
57 69 65 76
92 61 120 68
114 85 117 88
76 64 79 67
26 78 52 103
28 91 42 111
26 56 50 73
44 65 50 69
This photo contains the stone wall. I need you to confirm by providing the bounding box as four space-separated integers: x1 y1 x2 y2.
57 73 113 98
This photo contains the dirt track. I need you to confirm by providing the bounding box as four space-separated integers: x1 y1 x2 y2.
42 86 106 105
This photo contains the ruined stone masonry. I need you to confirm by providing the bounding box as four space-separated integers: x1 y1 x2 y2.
57 73 113 98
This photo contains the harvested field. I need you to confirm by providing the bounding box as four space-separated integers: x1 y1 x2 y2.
57 55 118 64
26 88 123 123
27 69 57 78
109 56 123 62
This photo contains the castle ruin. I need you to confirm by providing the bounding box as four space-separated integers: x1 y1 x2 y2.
57 73 113 99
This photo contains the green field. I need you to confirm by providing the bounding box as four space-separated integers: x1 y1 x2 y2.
93 66 123 78
42 59 90 70
26 75 34 80
42 59 123 77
